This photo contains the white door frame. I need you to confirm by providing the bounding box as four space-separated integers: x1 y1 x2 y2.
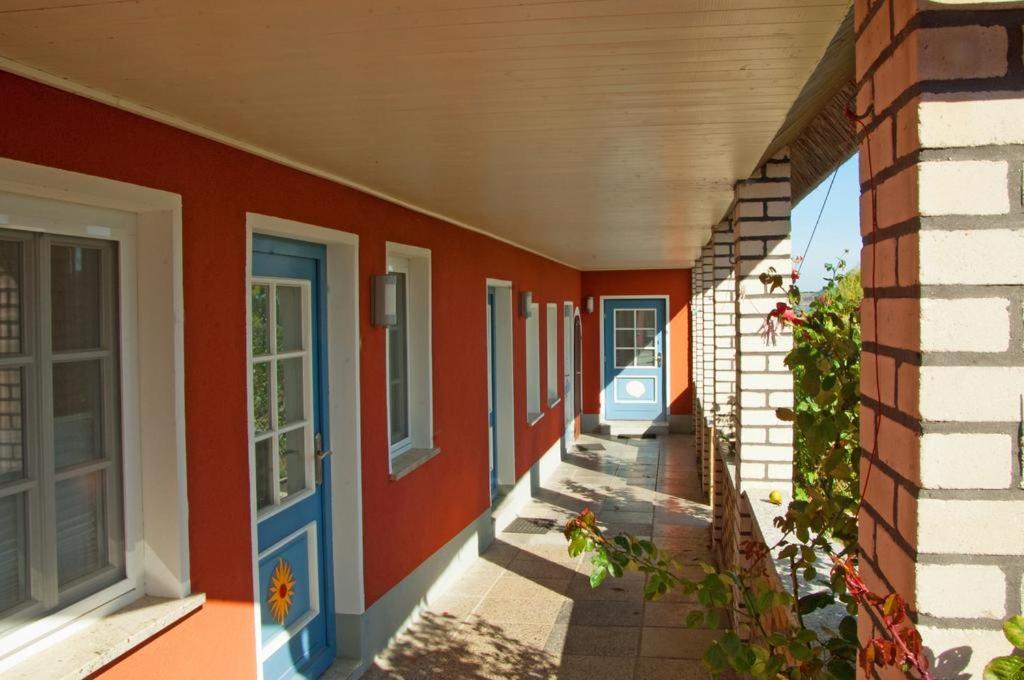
485 279 515 493
562 301 576 448
244 213 363 679
598 294 671 424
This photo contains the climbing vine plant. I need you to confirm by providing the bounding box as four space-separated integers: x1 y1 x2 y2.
565 261 937 679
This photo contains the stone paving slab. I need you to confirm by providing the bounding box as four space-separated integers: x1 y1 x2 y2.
362 434 729 679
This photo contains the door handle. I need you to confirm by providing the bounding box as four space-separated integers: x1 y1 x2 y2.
657 352 663 368
315 432 333 486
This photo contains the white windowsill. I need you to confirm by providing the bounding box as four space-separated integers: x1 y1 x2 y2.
547 397 561 409
526 412 544 426
390 447 442 481
6 593 205 680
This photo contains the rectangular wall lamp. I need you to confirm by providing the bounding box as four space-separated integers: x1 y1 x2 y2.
520 291 533 318
372 273 398 327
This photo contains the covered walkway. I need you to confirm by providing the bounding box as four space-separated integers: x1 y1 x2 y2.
359 434 728 679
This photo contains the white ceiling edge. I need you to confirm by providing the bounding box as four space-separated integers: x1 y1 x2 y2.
0 55 618 271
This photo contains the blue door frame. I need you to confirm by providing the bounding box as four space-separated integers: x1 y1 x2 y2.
602 298 667 422
252 234 336 680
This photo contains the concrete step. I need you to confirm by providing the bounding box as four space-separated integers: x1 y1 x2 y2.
593 420 669 438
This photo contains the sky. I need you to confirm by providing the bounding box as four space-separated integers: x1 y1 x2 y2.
790 153 861 291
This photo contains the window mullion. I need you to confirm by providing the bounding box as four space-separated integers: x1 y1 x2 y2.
268 285 280 506
36 235 59 610
100 243 124 572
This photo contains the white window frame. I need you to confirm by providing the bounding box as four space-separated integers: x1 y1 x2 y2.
0 166 190 671
384 243 433 464
525 302 540 422
545 303 559 407
385 255 412 456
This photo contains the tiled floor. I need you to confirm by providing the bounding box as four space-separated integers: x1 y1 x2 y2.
362 433 730 679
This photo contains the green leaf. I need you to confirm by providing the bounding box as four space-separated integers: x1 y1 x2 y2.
727 646 756 673
789 641 813 662
705 609 720 629
984 656 1024 680
838 615 857 642
703 642 726 674
825 658 856 680
589 565 607 589
686 610 704 628
797 591 832 615
1004 615 1024 650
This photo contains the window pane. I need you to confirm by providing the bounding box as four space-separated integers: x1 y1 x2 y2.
276 358 305 428
387 273 409 445
254 438 273 510
0 240 24 356
53 360 104 469
635 328 656 350
276 285 303 353
635 309 656 329
388 377 409 444
251 284 270 356
635 350 656 367
614 309 634 330
615 349 634 367
252 361 271 434
278 428 307 500
0 368 25 484
0 493 29 616
614 329 634 349
51 245 102 352
56 472 108 588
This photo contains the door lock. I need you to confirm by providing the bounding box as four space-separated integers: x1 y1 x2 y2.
656 352 663 368
314 432 333 486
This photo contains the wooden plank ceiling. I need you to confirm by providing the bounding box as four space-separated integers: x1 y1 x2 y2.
0 0 850 269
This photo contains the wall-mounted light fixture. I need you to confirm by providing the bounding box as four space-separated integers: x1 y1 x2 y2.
372 273 399 327
520 291 533 318
585 296 595 314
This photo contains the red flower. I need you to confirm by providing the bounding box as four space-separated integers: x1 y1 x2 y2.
791 268 800 283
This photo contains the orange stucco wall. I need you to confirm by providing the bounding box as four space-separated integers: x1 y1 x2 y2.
580 270 693 419
0 70 580 678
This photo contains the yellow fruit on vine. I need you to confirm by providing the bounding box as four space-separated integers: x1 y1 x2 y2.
768 490 783 505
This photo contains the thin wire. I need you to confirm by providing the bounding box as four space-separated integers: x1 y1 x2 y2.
797 166 840 273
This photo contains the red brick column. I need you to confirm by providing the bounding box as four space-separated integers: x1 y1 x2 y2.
855 1 1024 675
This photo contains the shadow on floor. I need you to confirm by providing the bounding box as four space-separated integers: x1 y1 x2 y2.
362 610 560 679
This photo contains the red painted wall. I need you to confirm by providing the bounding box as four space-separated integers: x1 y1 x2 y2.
0 70 579 678
580 270 693 419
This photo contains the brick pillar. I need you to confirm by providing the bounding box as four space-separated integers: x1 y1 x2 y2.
701 243 716 437
733 152 794 492
692 266 704 459
855 1 1024 674
713 220 737 441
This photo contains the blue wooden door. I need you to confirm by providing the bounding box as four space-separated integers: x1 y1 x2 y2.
251 235 335 680
603 298 667 421
487 288 498 499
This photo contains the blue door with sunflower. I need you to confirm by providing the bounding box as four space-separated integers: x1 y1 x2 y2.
250 235 335 679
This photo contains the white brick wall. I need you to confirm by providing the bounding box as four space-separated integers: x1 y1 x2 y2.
918 161 1009 216
920 297 1009 352
918 499 1024 555
918 96 1024 147
920 433 1013 489
917 564 1006 618
920 229 1024 285
919 366 1024 421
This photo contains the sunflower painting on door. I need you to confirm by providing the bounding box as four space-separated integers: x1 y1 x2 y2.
267 558 297 625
